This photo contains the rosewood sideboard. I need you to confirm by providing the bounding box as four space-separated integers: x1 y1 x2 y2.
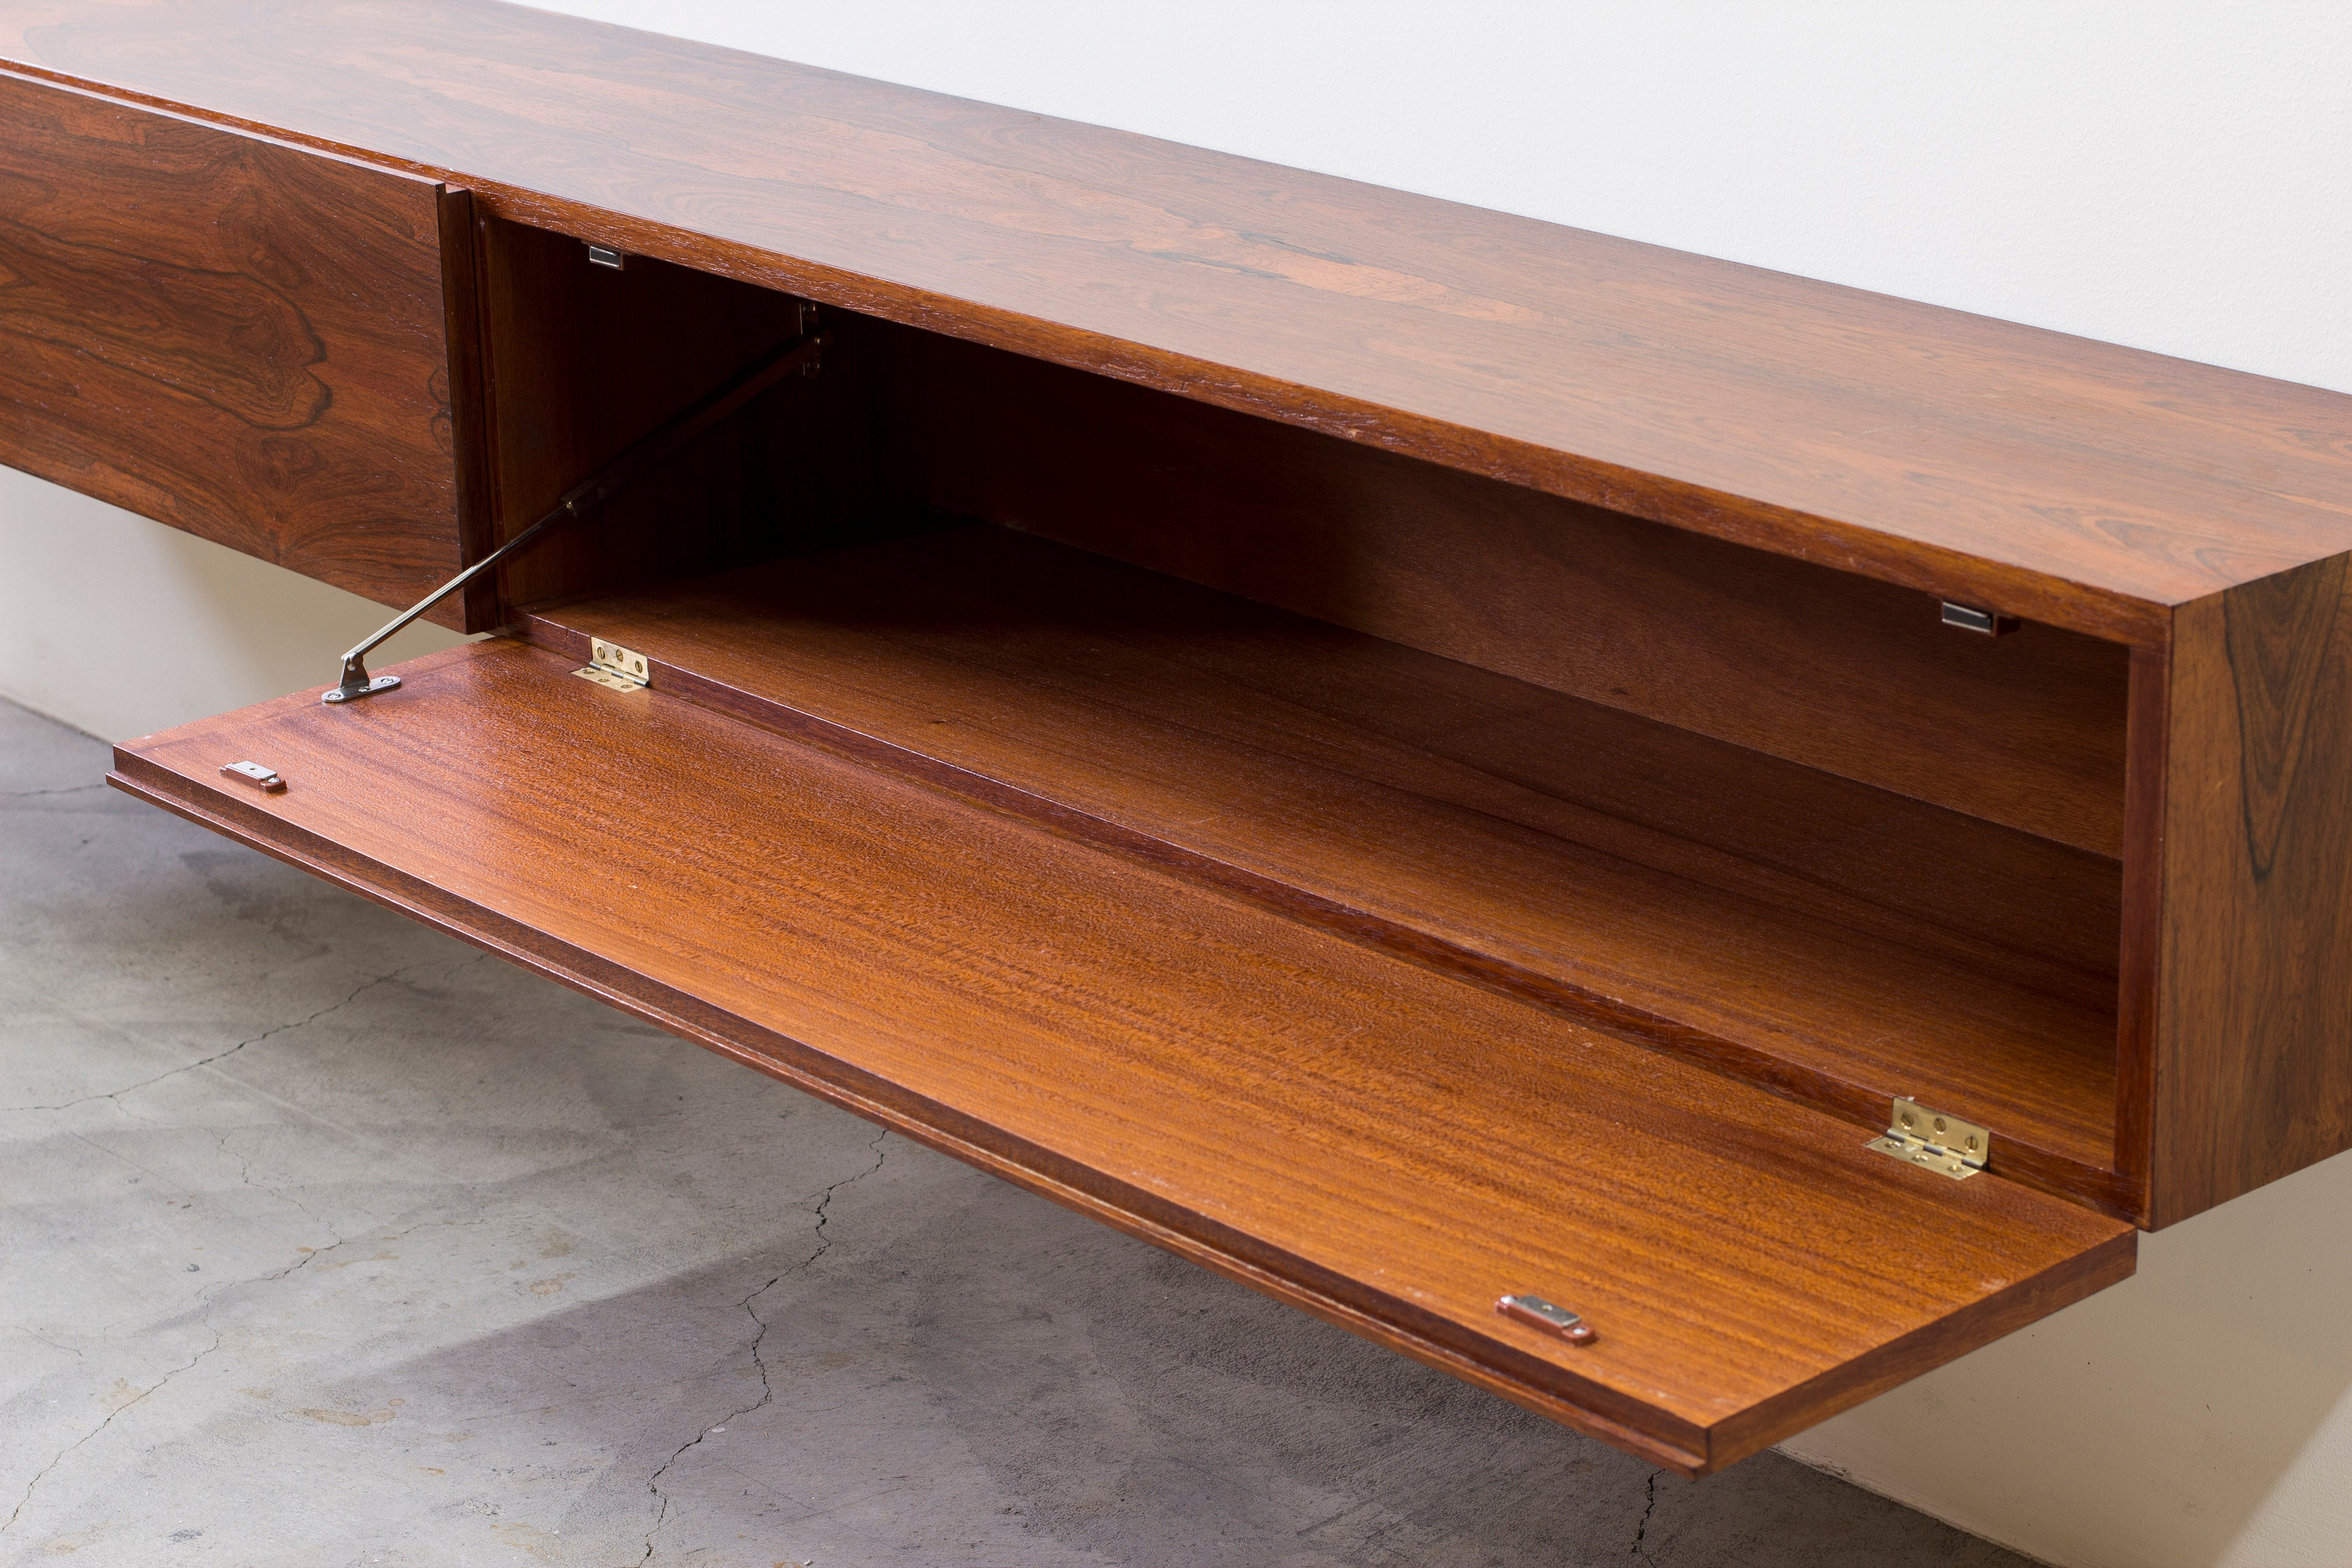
7 0 2352 1479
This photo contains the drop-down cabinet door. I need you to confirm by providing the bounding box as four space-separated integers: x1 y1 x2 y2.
0 72 487 625
109 637 2138 1476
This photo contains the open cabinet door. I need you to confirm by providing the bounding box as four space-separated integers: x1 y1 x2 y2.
108 638 2134 1476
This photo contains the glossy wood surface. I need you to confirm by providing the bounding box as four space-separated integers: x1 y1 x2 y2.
522 527 2130 1205
6 3 2351 640
881 326 2132 854
0 69 476 621
2151 558 2352 1224
111 638 2134 1472
472 217 899 606
2109 641 2169 1223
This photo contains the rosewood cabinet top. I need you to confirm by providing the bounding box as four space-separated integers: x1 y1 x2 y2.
4 0 2348 640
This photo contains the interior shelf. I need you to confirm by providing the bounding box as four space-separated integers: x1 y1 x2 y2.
519 523 2127 1201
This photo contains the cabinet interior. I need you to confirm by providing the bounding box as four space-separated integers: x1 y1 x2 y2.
478 219 2136 1212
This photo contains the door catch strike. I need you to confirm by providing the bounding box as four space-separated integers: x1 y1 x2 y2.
220 761 287 794
1498 1292 1597 1344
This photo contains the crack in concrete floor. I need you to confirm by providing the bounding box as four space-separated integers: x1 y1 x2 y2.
9 961 444 1114
1 1324 220 1539
642 1128 892 1563
0 1189 484 1548
0 696 2036 1567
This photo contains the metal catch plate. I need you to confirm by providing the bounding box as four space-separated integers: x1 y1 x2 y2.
573 638 650 691
1868 1096 1990 1179
219 760 286 794
1940 601 2019 636
1496 1293 1597 1344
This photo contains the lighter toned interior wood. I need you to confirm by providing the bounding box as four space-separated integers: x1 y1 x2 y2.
521 524 2126 1186
115 638 2133 1471
877 323 2136 856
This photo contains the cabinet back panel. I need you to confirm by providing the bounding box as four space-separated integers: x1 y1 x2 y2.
477 219 912 611
522 529 2127 1200
881 328 2130 857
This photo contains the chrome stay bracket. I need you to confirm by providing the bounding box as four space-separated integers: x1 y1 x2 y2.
323 323 827 704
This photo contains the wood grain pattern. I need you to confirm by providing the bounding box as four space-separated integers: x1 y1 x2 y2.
435 185 497 630
520 527 2130 1205
0 69 477 621
110 637 2135 1472
880 326 2131 854
4 1 2349 639
2152 557 2352 1226
470 216 907 610
2112 641 2171 1223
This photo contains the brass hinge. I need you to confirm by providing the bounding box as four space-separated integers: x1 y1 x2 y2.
573 638 650 691
1867 1097 1990 1180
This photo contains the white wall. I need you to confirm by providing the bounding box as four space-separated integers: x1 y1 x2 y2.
7 4 2350 1562
1784 1150 2352 1568
506 7 2352 1565
0 466 471 741
541 0 2352 396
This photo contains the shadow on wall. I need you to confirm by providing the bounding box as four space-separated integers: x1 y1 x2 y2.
1782 1146 2352 1568
0 467 473 741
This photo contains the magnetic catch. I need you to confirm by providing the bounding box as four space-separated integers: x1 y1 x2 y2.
1498 1292 1597 1345
1940 601 2019 636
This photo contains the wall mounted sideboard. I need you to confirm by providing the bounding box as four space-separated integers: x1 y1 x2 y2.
6 0 2351 1480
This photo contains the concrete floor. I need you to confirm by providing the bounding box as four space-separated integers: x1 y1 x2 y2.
0 695 2038 1567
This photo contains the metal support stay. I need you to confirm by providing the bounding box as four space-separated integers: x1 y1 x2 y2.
325 325 828 704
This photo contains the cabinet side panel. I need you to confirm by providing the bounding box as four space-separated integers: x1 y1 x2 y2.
2157 556 2352 1225
0 73 464 618
436 185 499 631
475 218 907 614
2113 641 2171 1223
